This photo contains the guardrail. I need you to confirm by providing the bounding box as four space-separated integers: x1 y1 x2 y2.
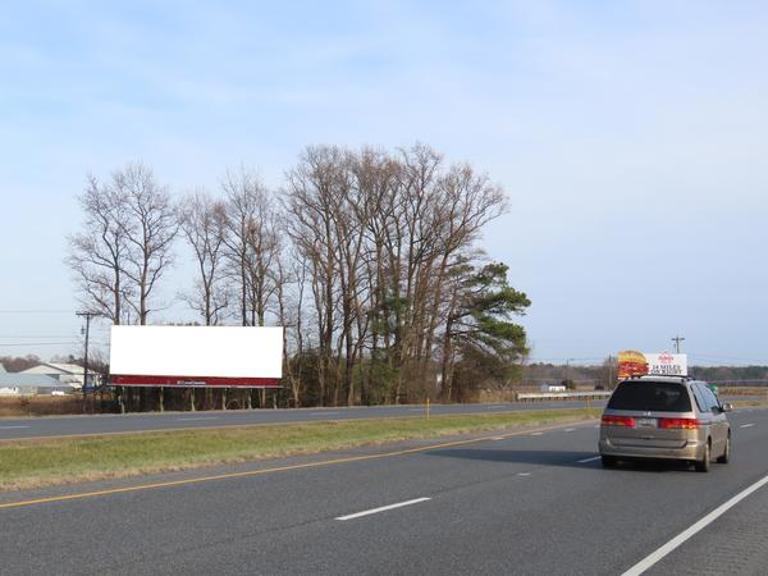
516 391 612 402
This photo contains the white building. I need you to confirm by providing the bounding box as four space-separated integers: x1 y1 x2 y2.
21 363 102 391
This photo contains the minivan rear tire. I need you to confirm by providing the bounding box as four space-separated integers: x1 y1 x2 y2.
695 440 711 472
716 434 731 464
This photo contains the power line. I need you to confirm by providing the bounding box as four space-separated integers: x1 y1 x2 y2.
0 310 74 314
0 342 81 347
0 335 83 339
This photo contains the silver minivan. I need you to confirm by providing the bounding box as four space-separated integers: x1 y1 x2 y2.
598 376 731 472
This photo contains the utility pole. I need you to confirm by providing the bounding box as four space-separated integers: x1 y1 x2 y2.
76 311 98 410
672 335 685 354
607 355 614 388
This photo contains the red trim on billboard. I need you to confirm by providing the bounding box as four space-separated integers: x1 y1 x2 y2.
111 375 281 388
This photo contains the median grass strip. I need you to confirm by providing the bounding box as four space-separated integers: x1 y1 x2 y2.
0 408 599 491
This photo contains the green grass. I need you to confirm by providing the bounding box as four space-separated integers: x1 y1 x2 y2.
0 409 600 491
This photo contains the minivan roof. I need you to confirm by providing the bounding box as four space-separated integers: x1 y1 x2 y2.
624 375 708 385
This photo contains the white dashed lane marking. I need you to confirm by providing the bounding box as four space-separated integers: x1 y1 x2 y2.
336 497 431 521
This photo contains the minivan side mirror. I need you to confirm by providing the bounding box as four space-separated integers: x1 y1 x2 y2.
720 403 733 413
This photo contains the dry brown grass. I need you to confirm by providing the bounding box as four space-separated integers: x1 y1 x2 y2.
720 386 768 397
0 396 86 417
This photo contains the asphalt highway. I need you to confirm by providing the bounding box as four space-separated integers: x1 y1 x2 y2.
0 400 605 440
1 407 766 575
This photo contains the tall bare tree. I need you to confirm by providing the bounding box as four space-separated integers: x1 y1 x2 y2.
115 163 178 325
178 191 229 325
284 146 349 404
67 175 133 324
221 168 278 327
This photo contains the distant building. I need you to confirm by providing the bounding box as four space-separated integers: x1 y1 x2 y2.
21 363 103 390
0 373 71 396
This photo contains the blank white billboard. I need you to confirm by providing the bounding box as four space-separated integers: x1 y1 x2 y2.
110 325 283 379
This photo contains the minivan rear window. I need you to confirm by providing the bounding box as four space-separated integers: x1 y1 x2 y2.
607 380 692 412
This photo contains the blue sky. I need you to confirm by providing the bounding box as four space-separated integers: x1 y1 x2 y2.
1 1 766 365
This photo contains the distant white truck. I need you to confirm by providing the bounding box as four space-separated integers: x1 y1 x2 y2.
109 325 283 389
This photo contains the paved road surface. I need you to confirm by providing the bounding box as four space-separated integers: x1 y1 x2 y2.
0 400 605 440
1 407 766 575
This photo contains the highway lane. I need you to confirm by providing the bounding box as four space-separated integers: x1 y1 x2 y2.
0 408 766 575
0 400 605 440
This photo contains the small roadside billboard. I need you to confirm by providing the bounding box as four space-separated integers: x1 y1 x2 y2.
617 350 688 380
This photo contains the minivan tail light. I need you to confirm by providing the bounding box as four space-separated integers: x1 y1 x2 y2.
601 415 636 428
659 418 700 430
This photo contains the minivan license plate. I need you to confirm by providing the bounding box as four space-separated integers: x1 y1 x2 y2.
636 418 657 428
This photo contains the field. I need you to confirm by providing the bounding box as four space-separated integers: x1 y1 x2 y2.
0 395 88 417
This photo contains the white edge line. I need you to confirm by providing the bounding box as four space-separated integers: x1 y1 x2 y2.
740 423 755 428
335 497 431 521
621 473 768 576
176 417 219 422
0 425 31 429
577 456 601 464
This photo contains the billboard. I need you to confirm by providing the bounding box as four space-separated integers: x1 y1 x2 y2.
617 350 688 380
110 325 283 388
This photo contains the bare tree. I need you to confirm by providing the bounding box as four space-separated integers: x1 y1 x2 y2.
221 168 277 327
67 175 133 324
116 163 178 325
273 245 308 407
284 146 348 405
178 191 229 325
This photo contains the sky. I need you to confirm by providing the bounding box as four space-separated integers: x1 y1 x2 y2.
1 1 766 366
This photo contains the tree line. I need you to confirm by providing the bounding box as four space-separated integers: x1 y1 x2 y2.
67 144 531 407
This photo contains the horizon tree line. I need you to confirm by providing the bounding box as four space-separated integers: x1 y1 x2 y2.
67 144 531 407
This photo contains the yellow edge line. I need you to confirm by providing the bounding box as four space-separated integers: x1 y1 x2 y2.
0 418 596 510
